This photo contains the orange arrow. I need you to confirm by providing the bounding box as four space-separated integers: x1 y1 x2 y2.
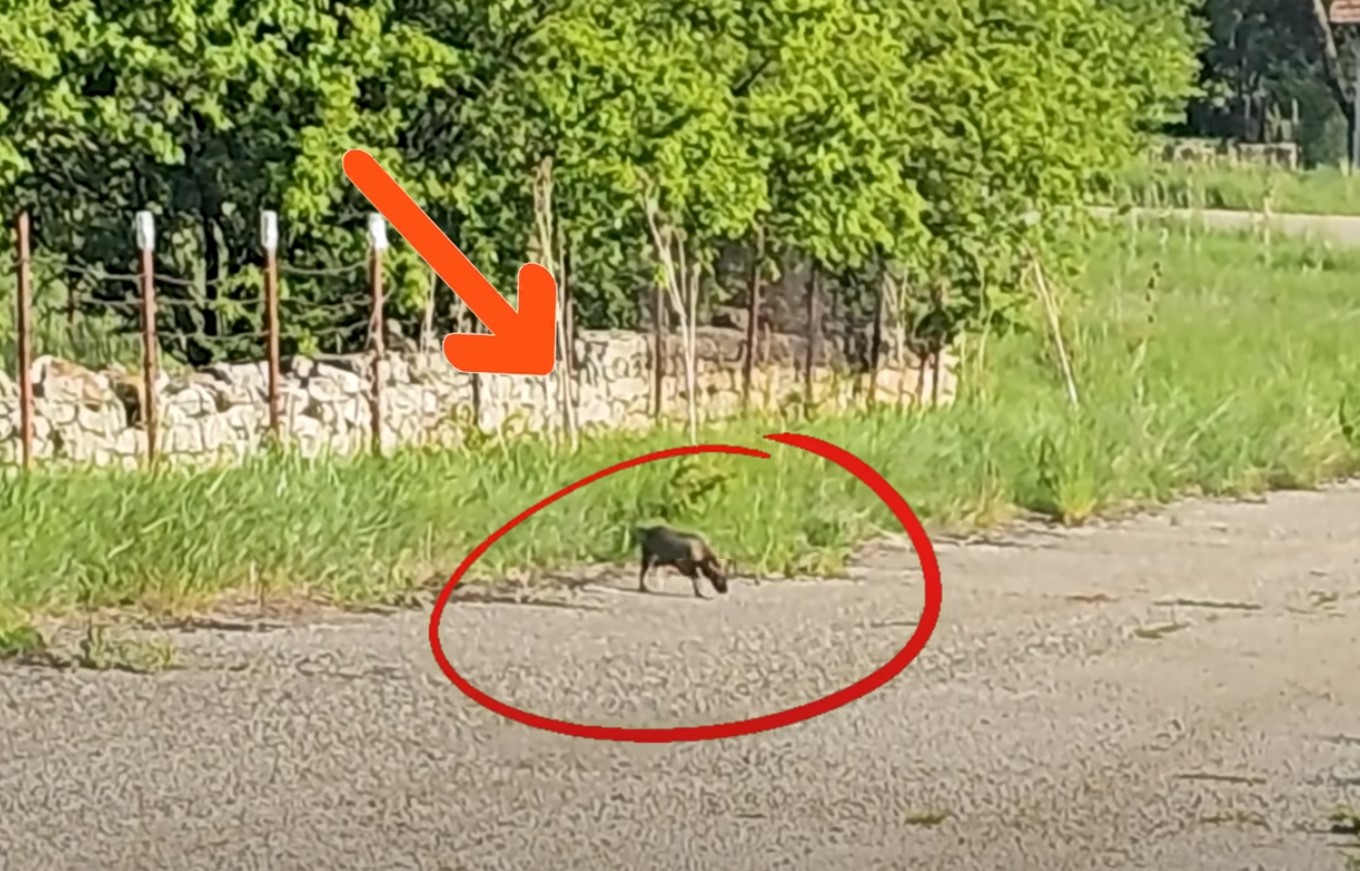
342 149 558 376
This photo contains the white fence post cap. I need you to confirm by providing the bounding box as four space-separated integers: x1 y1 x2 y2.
261 210 279 253
135 210 155 252
368 213 389 251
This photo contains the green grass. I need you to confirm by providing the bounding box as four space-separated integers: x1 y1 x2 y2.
1 221 1359 631
1097 162 1360 217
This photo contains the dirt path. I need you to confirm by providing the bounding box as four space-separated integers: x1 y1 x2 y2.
1092 205 1360 246
1 486 1358 870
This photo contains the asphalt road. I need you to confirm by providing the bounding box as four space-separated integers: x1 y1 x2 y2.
2 484 1358 870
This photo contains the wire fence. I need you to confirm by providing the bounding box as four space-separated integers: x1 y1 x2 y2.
3 208 911 470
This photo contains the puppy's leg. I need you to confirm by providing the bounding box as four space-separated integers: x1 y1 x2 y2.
638 551 656 593
679 562 705 599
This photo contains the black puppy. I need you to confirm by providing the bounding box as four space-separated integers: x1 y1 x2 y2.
632 525 729 598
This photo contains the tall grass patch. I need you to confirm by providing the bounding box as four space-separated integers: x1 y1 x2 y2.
1098 162 1360 217
1 223 1358 620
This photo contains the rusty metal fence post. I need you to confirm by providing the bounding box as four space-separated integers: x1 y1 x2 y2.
261 210 282 442
556 239 579 447
741 226 763 413
868 274 884 410
135 210 160 465
14 211 34 468
803 262 820 416
651 282 665 423
367 213 388 456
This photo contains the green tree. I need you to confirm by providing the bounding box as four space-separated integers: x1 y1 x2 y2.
1181 0 1354 166
876 0 1201 356
0 0 464 363
0 0 1203 377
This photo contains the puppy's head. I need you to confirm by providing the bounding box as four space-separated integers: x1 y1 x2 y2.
701 556 730 594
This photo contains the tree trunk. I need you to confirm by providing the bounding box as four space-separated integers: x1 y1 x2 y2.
1306 0 1358 156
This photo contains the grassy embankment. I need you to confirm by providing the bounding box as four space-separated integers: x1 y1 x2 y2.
1098 162 1360 216
1 220 1359 635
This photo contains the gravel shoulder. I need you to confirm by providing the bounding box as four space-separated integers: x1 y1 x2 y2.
2 486 1359 870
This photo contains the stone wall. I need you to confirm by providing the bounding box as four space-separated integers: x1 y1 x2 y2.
0 326 956 468
1148 138 1299 171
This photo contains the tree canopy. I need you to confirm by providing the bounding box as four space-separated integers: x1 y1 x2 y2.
0 0 1203 366
1179 0 1358 166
